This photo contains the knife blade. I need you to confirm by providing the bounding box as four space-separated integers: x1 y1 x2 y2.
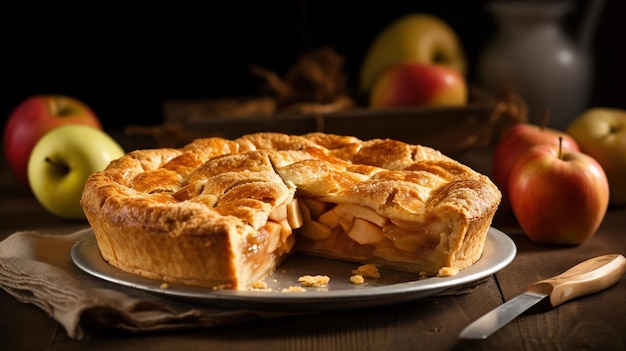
459 253 626 340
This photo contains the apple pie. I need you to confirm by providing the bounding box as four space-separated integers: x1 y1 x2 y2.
81 132 501 290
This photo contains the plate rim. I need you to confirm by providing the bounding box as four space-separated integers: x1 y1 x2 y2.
71 227 516 310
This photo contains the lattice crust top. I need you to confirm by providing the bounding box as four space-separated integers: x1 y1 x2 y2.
80 132 501 290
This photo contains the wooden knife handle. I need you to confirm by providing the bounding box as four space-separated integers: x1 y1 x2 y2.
527 254 626 308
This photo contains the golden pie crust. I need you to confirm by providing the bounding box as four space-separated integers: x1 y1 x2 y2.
81 132 501 290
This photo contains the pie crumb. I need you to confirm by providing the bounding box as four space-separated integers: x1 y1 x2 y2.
282 286 307 292
351 264 381 278
250 280 269 290
350 275 365 285
297 275 330 287
437 267 459 277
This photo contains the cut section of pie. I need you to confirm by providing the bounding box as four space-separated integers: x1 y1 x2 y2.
81 132 501 290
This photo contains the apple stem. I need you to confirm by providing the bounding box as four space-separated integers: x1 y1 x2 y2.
45 157 70 174
52 97 74 116
541 110 550 130
558 136 563 160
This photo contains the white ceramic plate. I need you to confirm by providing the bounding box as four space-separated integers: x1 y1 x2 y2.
72 227 516 310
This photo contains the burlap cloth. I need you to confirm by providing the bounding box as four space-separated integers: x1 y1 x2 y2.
0 228 302 340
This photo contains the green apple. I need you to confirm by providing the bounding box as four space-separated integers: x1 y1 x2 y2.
27 125 125 219
566 108 626 205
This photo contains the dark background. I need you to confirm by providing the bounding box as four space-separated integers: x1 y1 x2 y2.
2 0 624 130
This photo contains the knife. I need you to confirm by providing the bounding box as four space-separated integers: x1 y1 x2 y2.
459 253 626 340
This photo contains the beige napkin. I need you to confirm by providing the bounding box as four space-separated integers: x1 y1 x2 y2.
0 228 301 340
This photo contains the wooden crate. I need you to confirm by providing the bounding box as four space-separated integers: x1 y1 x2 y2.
152 89 525 156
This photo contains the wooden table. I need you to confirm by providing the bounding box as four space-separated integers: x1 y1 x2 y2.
1 140 625 351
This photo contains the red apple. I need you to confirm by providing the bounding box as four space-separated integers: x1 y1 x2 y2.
369 62 467 108
3 95 102 184
492 122 580 207
358 13 467 93
508 139 609 245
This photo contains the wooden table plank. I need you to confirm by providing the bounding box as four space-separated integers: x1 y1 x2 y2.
1 281 505 351
493 207 626 350
1 139 625 350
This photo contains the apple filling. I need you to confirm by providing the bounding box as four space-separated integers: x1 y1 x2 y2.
239 198 302 282
245 195 447 281
265 198 302 256
293 197 446 274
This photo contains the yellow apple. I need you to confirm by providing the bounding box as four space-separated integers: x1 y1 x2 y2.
369 62 467 108
566 107 626 205
359 13 467 93
27 125 125 219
